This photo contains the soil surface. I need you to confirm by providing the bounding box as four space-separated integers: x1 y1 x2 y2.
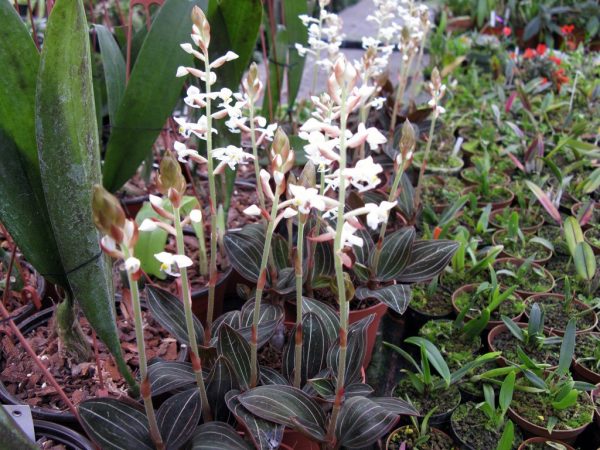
387 426 458 450
527 296 596 332
451 402 521 449
394 378 461 418
574 333 600 373
491 329 560 367
410 285 453 316
418 320 481 364
454 287 524 320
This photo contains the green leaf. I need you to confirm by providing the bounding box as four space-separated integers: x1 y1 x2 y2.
406 337 451 386
355 284 412 315
237 385 327 442
79 398 154 450
397 240 459 283
496 420 514 450
283 0 307 109
557 319 576 376
0 406 38 450
371 227 415 281
217 324 254 390
146 286 204 346
94 24 126 126
502 315 524 341
499 372 515 414
564 216 584 256
102 0 207 191
574 242 596 281
157 388 201 449
552 390 578 410
0 0 66 286
148 360 197 396
192 422 253 450
314 241 335 278
36 0 136 390
335 396 400 449
225 390 284 450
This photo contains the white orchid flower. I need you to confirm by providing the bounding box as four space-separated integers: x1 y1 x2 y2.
279 184 334 217
243 205 262 216
139 219 158 232
210 51 239 69
340 222 363 248
212 145 255 173
124 257 141 275
346 123 387 150
345 156 383 192
189 209 203 223
345 201 397 230
174 141 207 164
154 252 193 277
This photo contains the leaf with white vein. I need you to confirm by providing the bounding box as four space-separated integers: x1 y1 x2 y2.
370 227 415 281
355 284 412 315
396 240 459 283
192 422 252 449
156 388 201 450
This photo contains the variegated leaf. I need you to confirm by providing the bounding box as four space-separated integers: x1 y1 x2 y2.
223 231 265 283
147 360 197 396
217 324 254 390
156 388 201 450
370 397 418 415
237 386 326 442
79 398 153 450
240 301 284 327
260 366 290 385
370 227 415 281
327 315 373 385
314 241 335 277
302 297 338 344
191 422 252 449
235 319 283 348
225 390 284 450
396 240 459 283
334 396 399 448
355 284 412 315
206 356 237 423
211 310 241 337
272 234 289 270
146 286 204 346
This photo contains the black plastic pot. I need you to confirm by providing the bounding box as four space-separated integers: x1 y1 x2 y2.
34 419 94 450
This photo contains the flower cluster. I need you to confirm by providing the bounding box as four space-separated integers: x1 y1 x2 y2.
517 44 570 92
427 67 447 118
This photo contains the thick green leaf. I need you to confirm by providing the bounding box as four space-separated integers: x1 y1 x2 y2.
217 324 254 390
574 242 596 281
0 0 66 286
283 312 330 385
335 396 400 449
558 319 576 376
192 422 252 450
564 216 584 256
134 203 168 279
95 24 126 126
355 284 412 315
157 388 201 449
237 385 327 442
371 227 415 281
148 360 197 396
496 420 514 450
406 337 451 386
102 0 207 191
283 0 307 108
146 286 204 346
36 0 135 389
225 390 284 450
396 240 459 283
79 398 154 450
206 356 237 422
223 231 265 283
0 406 38 450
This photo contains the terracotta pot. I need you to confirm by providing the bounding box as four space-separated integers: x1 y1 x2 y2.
584 228 600 255
489 208 544 233
572 333 600 384
570 202 599 231
280 429 321 450
491 230 552 265
34 419 94 450
524 293 598 336
493 258 555 298
349 300 388 368
487 323 556 370
507 393 593 443
461 186 514 210
446 16 474 33
386 425 454 449
451 283 524 330
517 437 575 450
120 194 149 219
190 265 233 326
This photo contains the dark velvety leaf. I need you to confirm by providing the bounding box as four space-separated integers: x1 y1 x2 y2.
157 388 201 450
302 297 338 344
327 315 373 385
148 360 197 396
223 231 265 283
235 319 283 349
225 390 284 450
211 310 241 337
79 398 153 450
272 234 289 270
370 397 418 415
396 240 459 283
272 268 297 295
355 284 412 315
240 301 284 327
283 313 330 385
237 386 326 442
314 241 335 277
335 396 400 449
371 227 415 281
207 356 237 422
192 422 252 449
307 378 335 397
146 286 204 346
260 366 290 385
217 324 254 390
315 382 375 402
397 173 415 219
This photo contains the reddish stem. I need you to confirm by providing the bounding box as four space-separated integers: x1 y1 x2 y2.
92 329 105 390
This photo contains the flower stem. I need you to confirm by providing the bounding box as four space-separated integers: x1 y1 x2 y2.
327 82 349 444
173 206 212 422
293 219 306 388
249 184 282 388
389 52 413 137
249 102 266 211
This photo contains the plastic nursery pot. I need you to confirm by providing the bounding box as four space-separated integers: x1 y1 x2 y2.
349 301 388 368
517 437 575 450
489 208 545 234
451 283 525 330
491 229 553 265
190 265 233 326
280 429 321 450
460 185 515 210
572 333 600 384
34 419 94 450
592 386 600 428
524 293 598 336
487 323 557 370
584 228 600 255
507 393 594 443
1 261 47 324
571 202 599 231
385 425 456 450
460 168 510 188
493 258 555 298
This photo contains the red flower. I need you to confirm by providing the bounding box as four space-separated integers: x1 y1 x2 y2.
523 48 537 59
536 44 547 55
541 77 548 84
502 26 512 37
433 227 442 240
561 24 575 35
549 55 562 66
553 68 569 91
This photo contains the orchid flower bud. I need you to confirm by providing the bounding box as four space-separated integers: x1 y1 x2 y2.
298 160 317 189
271 128 295 174
191 6 210 50
333 55 358 90
92 184 126 242
244 62 262 99
399 119 416 157
158 152 187 200
431 67 442 91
